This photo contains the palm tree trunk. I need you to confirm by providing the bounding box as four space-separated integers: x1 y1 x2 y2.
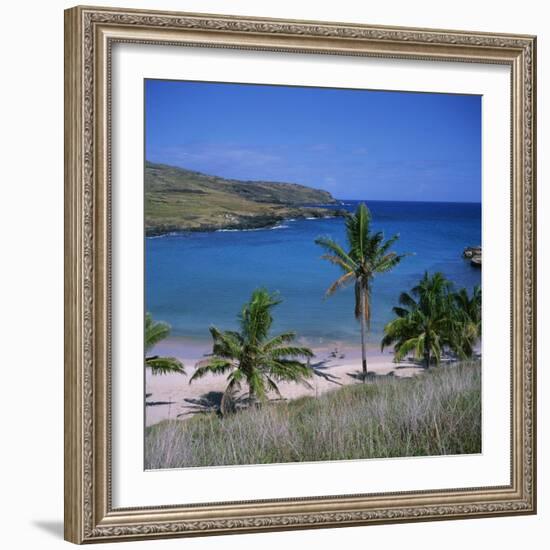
424 340 431 368
424 349 430 368
359 283 368 381
248 386 258 408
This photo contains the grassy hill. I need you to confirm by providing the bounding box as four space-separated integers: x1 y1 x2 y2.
145 161 343 235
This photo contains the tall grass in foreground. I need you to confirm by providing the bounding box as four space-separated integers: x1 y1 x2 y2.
145 361 481 469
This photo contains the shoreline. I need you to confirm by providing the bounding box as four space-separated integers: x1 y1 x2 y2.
145 160 345 236
145 339 436 427
145 207 346 237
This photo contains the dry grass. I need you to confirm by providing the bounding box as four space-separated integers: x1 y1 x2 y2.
145 361 481 469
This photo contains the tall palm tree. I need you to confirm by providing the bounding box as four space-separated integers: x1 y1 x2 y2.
450 285 481 359
145 313 185 375
315 203 407 378
381 272 454 367
190 288 313 413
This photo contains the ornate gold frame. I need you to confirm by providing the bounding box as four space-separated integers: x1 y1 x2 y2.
64 5 537 544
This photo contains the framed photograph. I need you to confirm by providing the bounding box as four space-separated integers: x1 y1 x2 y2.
64 5 537 544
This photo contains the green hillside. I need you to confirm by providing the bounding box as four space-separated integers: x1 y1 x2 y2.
145 162 343 235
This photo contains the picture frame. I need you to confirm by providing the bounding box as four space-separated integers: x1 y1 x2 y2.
64 5 537 544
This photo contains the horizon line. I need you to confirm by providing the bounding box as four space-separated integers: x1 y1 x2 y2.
145 160 481 205
336 198 482 205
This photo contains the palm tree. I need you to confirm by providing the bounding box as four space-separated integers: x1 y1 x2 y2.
450 285 481 359
381 272 454 367
315 203 407 378
145 313 185 375
190 288 313 413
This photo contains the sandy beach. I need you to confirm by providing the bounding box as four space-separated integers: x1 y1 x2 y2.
145 339 426 426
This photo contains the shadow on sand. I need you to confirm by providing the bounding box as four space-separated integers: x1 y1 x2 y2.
346 361 428 382
146 400 176 407
177 360 346 418
346 370 396 382
310 359 343 385
179 391 252 417
181 391 224 415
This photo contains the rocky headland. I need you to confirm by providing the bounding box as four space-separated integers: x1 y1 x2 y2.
145 161 346 235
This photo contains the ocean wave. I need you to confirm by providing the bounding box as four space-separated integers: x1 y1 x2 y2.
147 231 180 239
216 227 264 232
217 224 290 233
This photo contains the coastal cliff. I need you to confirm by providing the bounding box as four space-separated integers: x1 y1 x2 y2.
145 162 345 235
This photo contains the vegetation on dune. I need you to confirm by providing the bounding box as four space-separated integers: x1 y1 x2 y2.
189 289 314 413
315 203 408 379
145 161 344 234
145 313 185 375
145 360 481 468
381 272 481 367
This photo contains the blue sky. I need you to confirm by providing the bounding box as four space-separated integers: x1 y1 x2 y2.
145 80 481 202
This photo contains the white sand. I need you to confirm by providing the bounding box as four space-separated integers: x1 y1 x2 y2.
145 340 425 426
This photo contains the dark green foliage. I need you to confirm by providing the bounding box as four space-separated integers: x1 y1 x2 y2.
381 272 481 366
190 289 314 413
145 313 185 375
451 285 482 359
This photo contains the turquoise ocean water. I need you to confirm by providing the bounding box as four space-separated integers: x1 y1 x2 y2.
145 201 481 347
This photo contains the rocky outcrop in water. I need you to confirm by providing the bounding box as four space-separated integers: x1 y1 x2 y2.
463 246 481 268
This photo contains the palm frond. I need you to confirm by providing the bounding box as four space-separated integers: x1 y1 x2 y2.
239 288 279 345
262 331 297 351
144 313 190 377
266 359 313 388
320 254 355 274
430 334 443 365
398 291 418 309
414 333 426 361
345 203 371 262
377 233 400 256
365 231 384 260
314 237 357 271
265 376 282 398
392 306 410 318
190 358 234 383
374 251 407 274
247 369 267 401
380 316 415 351
145 356 185 375
393 336 422 362
267 345 314 359
326 271 355 297
144 313 172 352
209 326 243 359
